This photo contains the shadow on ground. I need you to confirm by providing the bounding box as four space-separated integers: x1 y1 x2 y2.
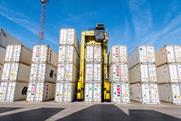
0 108 64 121
57 104 181 121
0 107 22 113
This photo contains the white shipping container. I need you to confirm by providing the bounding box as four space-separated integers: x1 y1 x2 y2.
57 63 78 82
156 45 181 66
5 45 32 65
129 64 157 83
130 83 160 104
109 64 128 82
1 63 30 82
84 83 102 102
59 29 79 51
86 45 102 63
0 28 22 48
85 63 102 82
0 47 6 64
29 63 57 83
0 82 28 102
58 45 79 64
32 45 57 67
109 45 128 64
111 82 130 104
158 83 181 104
129 46 155 68
27 82 55 102
157 64 181 83
55 82 76 102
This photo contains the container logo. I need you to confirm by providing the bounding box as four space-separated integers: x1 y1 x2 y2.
22 87 28 95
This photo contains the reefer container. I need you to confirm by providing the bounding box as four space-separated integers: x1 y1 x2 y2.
0 47 5 64
26 82 55 102
32 45 57 67
158 83 181 104
86 45 102 63
128 46 155 68
29 63 57 83
57 63 78 82
55 82 76 102
130 83 160 104
0 28 21 48
109 64 128 82
1 63 30 82
85 63 102 82
0 82 28 102
59 29 79 50
5 45 32 65
129 64 157 83
111 82 130 104
109 45 127 64
84 82 102 102
156 45 181 66
157 64 181 83
58 45 79 64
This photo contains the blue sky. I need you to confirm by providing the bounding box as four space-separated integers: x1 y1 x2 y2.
0 0 181 52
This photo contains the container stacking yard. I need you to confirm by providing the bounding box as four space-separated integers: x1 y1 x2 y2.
0 25 181 105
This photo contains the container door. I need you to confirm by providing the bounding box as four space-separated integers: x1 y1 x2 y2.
55 82 63 102
139 46 147 62
150 84 159 104
85 83 93 102
166 46 175 63
142 84 150 104
171 84 181 104
94 64 101 82
93 83 101 102
148 64 157 82
147 46 155 63
9 63 18 81
169 64 178 82
122 83 129 103
140 64 149 82
121 65 128 82
2 63 10 81
174 45 181 63
85 64 93 82
177 64 181 82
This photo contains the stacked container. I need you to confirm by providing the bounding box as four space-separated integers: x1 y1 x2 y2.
109 45 130 104
129 46 160 104
0 45 32 102
26 45 57 102
84 44 102 102
55 29 80 102
156 45 181 104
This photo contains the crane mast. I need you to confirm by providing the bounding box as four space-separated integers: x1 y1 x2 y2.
39 0 48 41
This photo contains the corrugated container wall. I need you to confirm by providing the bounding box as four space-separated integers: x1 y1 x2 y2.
130 83 160 104
156 45 181 66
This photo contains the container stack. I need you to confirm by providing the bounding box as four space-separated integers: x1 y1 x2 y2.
55 29 80 103
109 45 130 104
26 45 57 102
156 45 181 104
129 46 160 104
0 45 32 102
84 43 102 102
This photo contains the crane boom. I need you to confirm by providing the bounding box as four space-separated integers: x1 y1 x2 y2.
39 0 48 41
